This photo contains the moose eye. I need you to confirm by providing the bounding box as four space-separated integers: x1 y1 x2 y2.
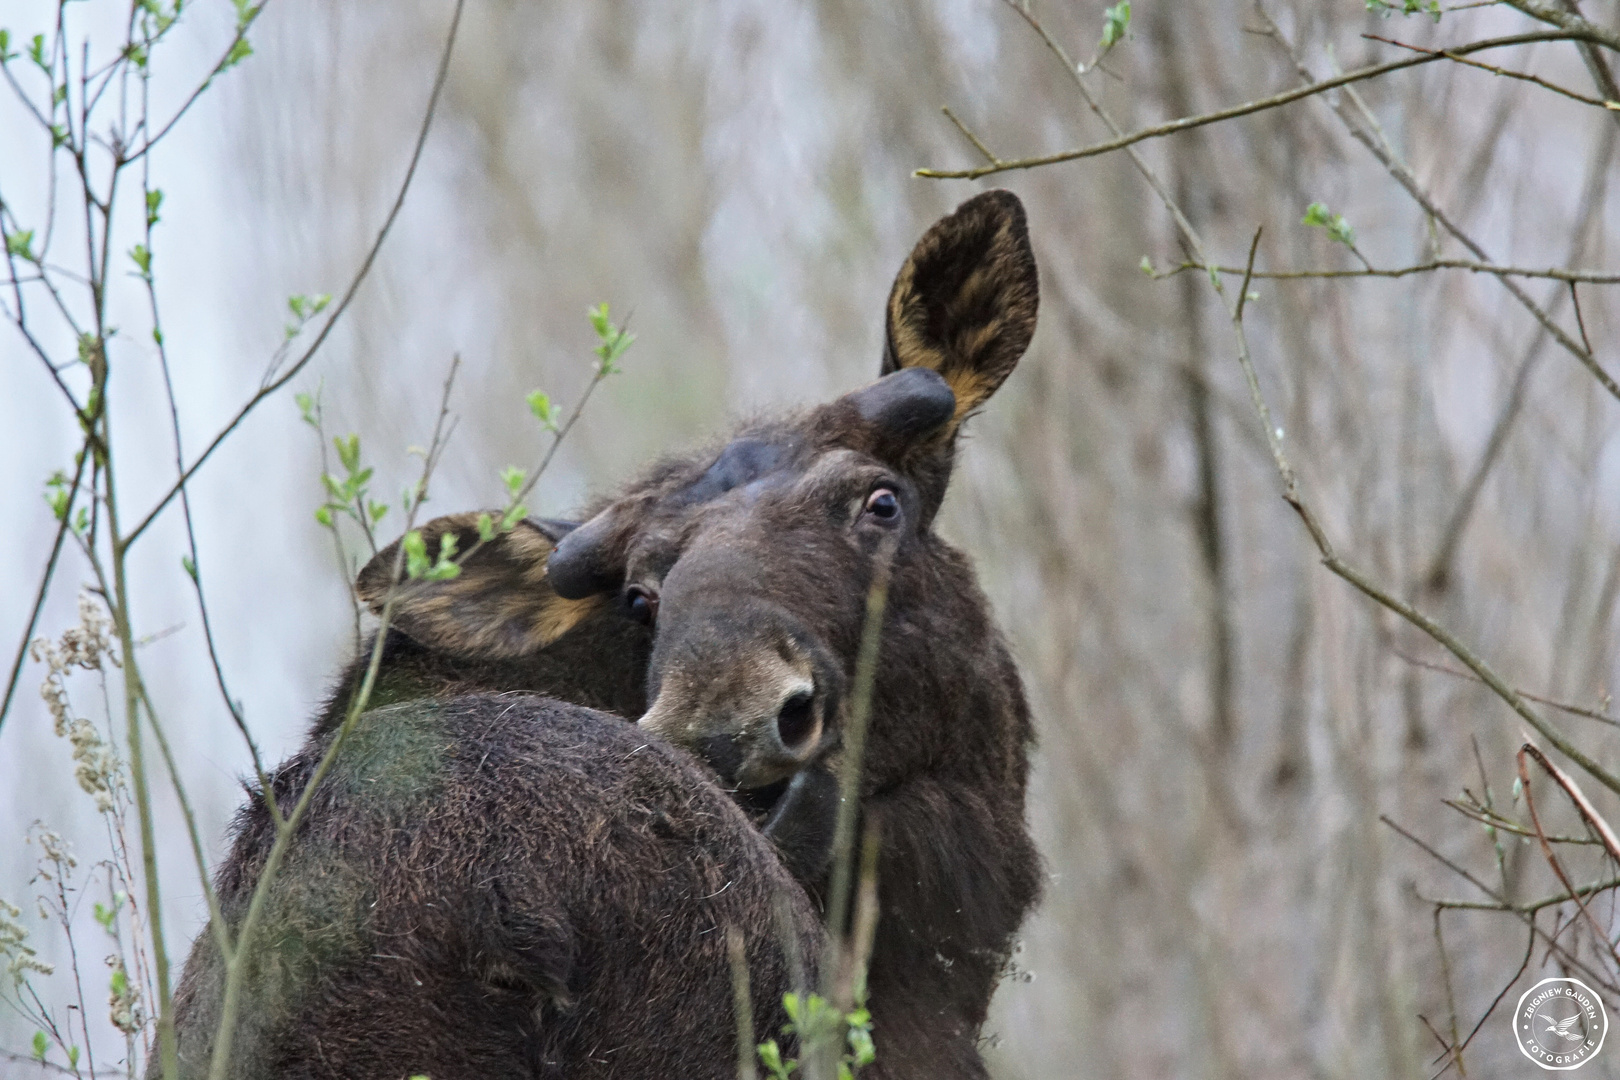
863 487 901 523
626 585 659 627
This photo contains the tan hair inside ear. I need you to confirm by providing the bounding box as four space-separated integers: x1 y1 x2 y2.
883 190 1039 425
355 513 605 659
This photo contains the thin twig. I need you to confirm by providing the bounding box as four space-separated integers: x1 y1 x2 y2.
1444 798 1602 845
1149 258 1620 285
1365 32 1617 110
138 684 233 966
1383 815 1618 989
994 0 1620 801
1516 745 1620 968
0 447 89 734
726 925 758 1080
122 0 465 551
914 31 1601 178
824 539 897 953
1428 922 1536 1080
1520 744 1620 862
0 1048 78 1076
119 3 270 165
1253 4 1620 402
138 67 275 807
1395 650 1620 727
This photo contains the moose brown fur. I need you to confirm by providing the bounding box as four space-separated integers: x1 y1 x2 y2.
164 190 1040 1078
164 696 822 1079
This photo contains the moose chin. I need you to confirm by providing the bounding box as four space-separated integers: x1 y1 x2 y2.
164 189 1042 1080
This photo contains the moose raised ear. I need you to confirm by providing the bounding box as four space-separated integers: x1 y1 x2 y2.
355 513 602 659
882 189 1038 425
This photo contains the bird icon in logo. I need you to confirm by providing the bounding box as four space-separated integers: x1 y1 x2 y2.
1546 1013 1586 1043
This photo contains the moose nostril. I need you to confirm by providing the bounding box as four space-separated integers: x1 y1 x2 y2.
775 691 817 752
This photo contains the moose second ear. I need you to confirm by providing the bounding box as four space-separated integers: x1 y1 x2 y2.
882 189 1038 423
355 513 602 660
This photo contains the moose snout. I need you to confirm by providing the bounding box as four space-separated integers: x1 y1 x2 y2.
638 598 841 791
642 673 828 790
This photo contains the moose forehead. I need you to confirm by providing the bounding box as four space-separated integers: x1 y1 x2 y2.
671 437 794 508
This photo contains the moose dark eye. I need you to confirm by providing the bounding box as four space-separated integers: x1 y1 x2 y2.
626 585 659 627
863 487 901 523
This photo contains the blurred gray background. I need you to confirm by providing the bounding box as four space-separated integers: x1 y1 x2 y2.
4 0 1620 1076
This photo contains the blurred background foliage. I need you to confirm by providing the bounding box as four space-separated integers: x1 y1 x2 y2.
4 0 1620 1076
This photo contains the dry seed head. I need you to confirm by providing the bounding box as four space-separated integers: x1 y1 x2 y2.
30 594 122 809
0 897 54 984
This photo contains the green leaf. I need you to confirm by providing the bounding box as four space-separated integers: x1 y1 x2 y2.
336 434 361 474
476 512 495 543
222 36 253 70
129 243 152 277
757 1039 795 1080
1101 1 1131 48
68 1046 79 1067
0 29 11 63
110 967 128 997
588 302 611 340
93 899 119 933
500 503 527 531
1139 255 1153 276
295 392 316 426
49 124 68 148
314 505 333 528
32 1031 46 1061
181 554 197 582
424 532 461 580
500 465 526 497
403 529 430 580
526 389 558 431
6 228 36 262
1366 0 1442 18
587 302 635 375
368 500 389 524
28 33 44 70
1302 201 1355 248
52 82 66 106
146 188 164 226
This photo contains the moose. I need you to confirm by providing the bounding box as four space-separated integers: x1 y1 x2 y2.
164 189 1041 1078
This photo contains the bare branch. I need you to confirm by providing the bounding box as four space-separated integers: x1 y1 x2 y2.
122 0 466 551
1397 651 1620 728
1151 258 1620 285
0 447 89 734
1365 33 1618 110
1500 0 1620 57
1253 4 1620 402
1516 745 1620 967
915 31 1598 179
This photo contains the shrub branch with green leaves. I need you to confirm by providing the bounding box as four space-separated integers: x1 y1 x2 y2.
0 2 539 1077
